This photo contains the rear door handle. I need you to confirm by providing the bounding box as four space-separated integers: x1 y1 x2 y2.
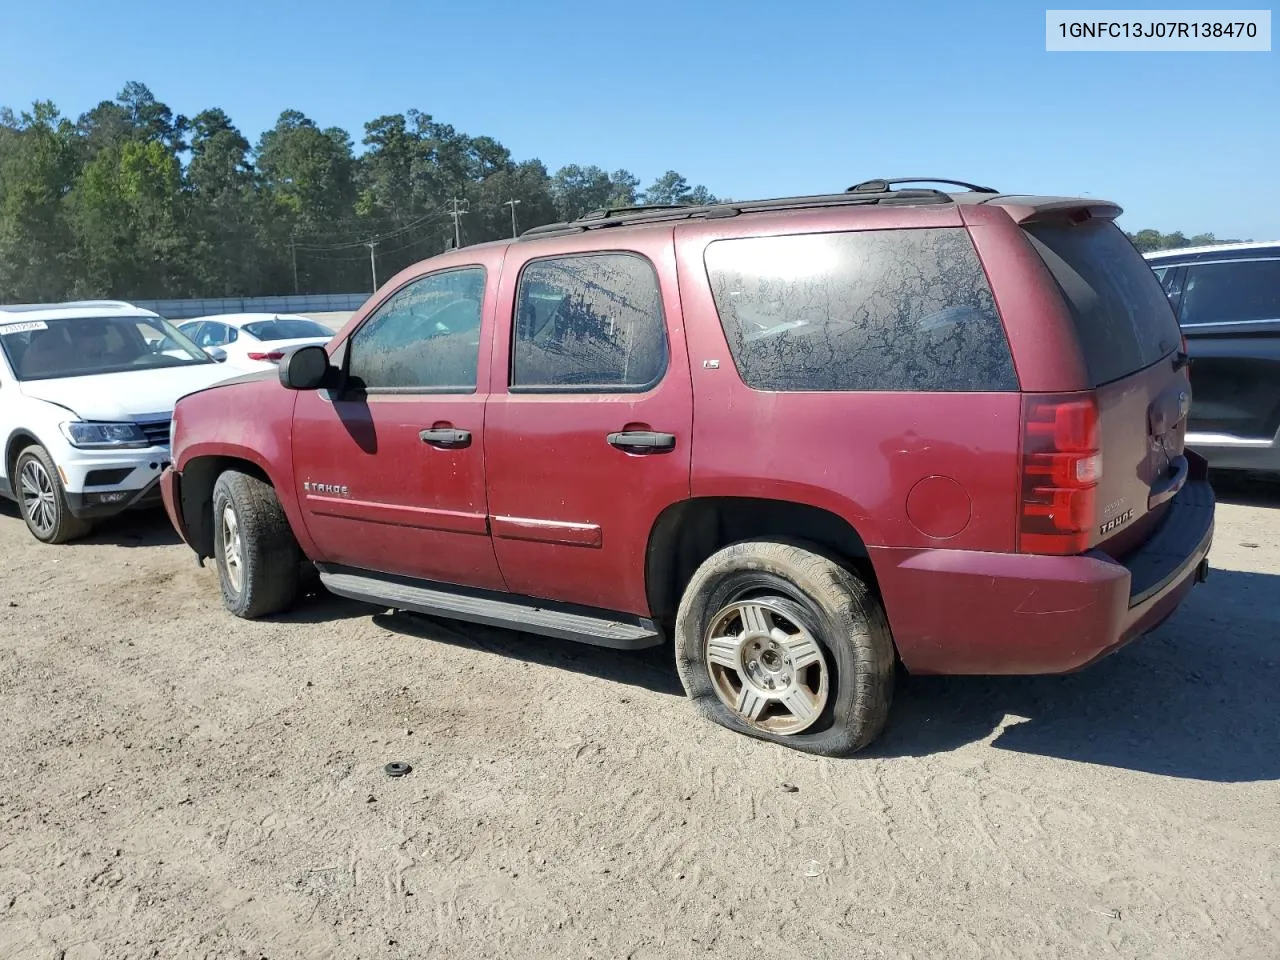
419 427 471 448
606 431 676 453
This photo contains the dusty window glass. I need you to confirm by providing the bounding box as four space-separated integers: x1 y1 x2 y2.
704 228 1018 392
347 267 485 391
1025 220 1181 385
511 253 667 391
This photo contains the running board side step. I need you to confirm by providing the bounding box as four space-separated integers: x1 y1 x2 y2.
316 565 663 650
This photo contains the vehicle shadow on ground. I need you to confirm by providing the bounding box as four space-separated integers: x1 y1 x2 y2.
871 567 1280 783
81 507 182 547
0 499 183 547
1209 471 1280 508
268 581 375 625
373 610 685 697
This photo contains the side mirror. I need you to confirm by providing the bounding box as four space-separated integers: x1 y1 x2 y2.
279 344 332 390
206 346 228 363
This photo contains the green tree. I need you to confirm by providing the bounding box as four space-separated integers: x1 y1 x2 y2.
0 102 81 301
70 138 188 297
187 108 260 296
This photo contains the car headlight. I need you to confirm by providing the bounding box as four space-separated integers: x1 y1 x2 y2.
59 421 149 449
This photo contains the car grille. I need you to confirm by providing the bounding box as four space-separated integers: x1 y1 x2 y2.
138 419 172 447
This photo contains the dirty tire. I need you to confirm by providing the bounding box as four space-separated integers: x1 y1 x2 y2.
211 469 301 619
674 538 895 756
14 444 92 544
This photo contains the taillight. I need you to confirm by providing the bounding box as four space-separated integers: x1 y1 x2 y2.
1018 392 1102 555
248 351 285 362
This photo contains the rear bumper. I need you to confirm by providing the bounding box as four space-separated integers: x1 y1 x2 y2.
873 474 1215 675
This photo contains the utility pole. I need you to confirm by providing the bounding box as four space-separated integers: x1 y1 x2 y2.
447 197 469 248
365 240 378 293
290 234 299 294
503 198 521 238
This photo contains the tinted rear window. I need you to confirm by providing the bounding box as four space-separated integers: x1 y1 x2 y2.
1024 220 1182 386
242 318 332 340
704 228 1018 393
1179 258 1280 325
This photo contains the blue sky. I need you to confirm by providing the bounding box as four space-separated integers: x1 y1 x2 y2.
1 0 1276 238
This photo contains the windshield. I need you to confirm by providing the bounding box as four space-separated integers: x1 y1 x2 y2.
241 318 332 340
0 314 212 381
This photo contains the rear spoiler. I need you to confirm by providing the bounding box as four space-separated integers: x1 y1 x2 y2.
977 195 1124 225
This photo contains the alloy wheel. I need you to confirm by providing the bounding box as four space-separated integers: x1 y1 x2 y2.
19 458 58 539
703 596 830 735
220 502 244 594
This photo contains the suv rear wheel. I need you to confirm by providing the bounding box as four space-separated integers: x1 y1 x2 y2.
212 469 301 618
15 445 92 544
673 538 894 756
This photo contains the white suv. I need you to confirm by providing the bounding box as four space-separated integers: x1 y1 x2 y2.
0 300 241 543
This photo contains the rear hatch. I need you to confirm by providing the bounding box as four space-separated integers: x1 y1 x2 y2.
1022 217 1191 557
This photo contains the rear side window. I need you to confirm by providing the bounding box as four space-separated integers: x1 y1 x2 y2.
511 253 667 391
1024 220 1182 385
1179 259 1280 326
703 228 1017 393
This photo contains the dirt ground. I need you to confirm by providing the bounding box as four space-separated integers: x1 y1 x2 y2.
1 478 1277 960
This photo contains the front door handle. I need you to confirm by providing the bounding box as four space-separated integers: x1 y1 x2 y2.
419 427 471 448
606 430 676 453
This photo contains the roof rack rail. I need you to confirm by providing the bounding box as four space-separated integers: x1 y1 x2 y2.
578 204 688 221
518 187 954 241
0 298 141 314
847 178 999 194
62 299 139 309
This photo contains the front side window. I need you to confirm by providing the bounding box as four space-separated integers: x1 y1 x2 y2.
200 323 235 347
511 253 667 391
705 228 1017 392
0 314 211 381
1179 259 1280 326
346 266 486 392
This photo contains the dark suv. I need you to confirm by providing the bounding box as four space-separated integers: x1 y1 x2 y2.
1146 241 1280 475
160 178 1215 756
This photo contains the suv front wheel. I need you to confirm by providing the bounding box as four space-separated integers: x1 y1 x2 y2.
673 538 895 756
15 444 92 544
211 469 302 618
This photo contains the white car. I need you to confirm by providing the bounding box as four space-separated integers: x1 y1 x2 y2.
177 313 333 371
0 300 241 543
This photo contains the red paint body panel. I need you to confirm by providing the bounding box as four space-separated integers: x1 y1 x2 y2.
482 225 693 614
872 503 1211 675
961 206 1089 393
168 375 319 558
291 390 504 589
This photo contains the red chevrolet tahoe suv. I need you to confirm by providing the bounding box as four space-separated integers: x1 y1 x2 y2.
160 178 1215 756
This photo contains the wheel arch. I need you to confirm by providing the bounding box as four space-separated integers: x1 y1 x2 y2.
4 429 47 498
178 454 281 560
645 496 878 628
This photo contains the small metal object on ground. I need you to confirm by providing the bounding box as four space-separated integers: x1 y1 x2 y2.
384 762 412 778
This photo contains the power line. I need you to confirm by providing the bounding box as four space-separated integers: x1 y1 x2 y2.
292 211 444 251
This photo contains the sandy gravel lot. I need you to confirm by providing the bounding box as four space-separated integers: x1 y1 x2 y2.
1 478 1277 960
